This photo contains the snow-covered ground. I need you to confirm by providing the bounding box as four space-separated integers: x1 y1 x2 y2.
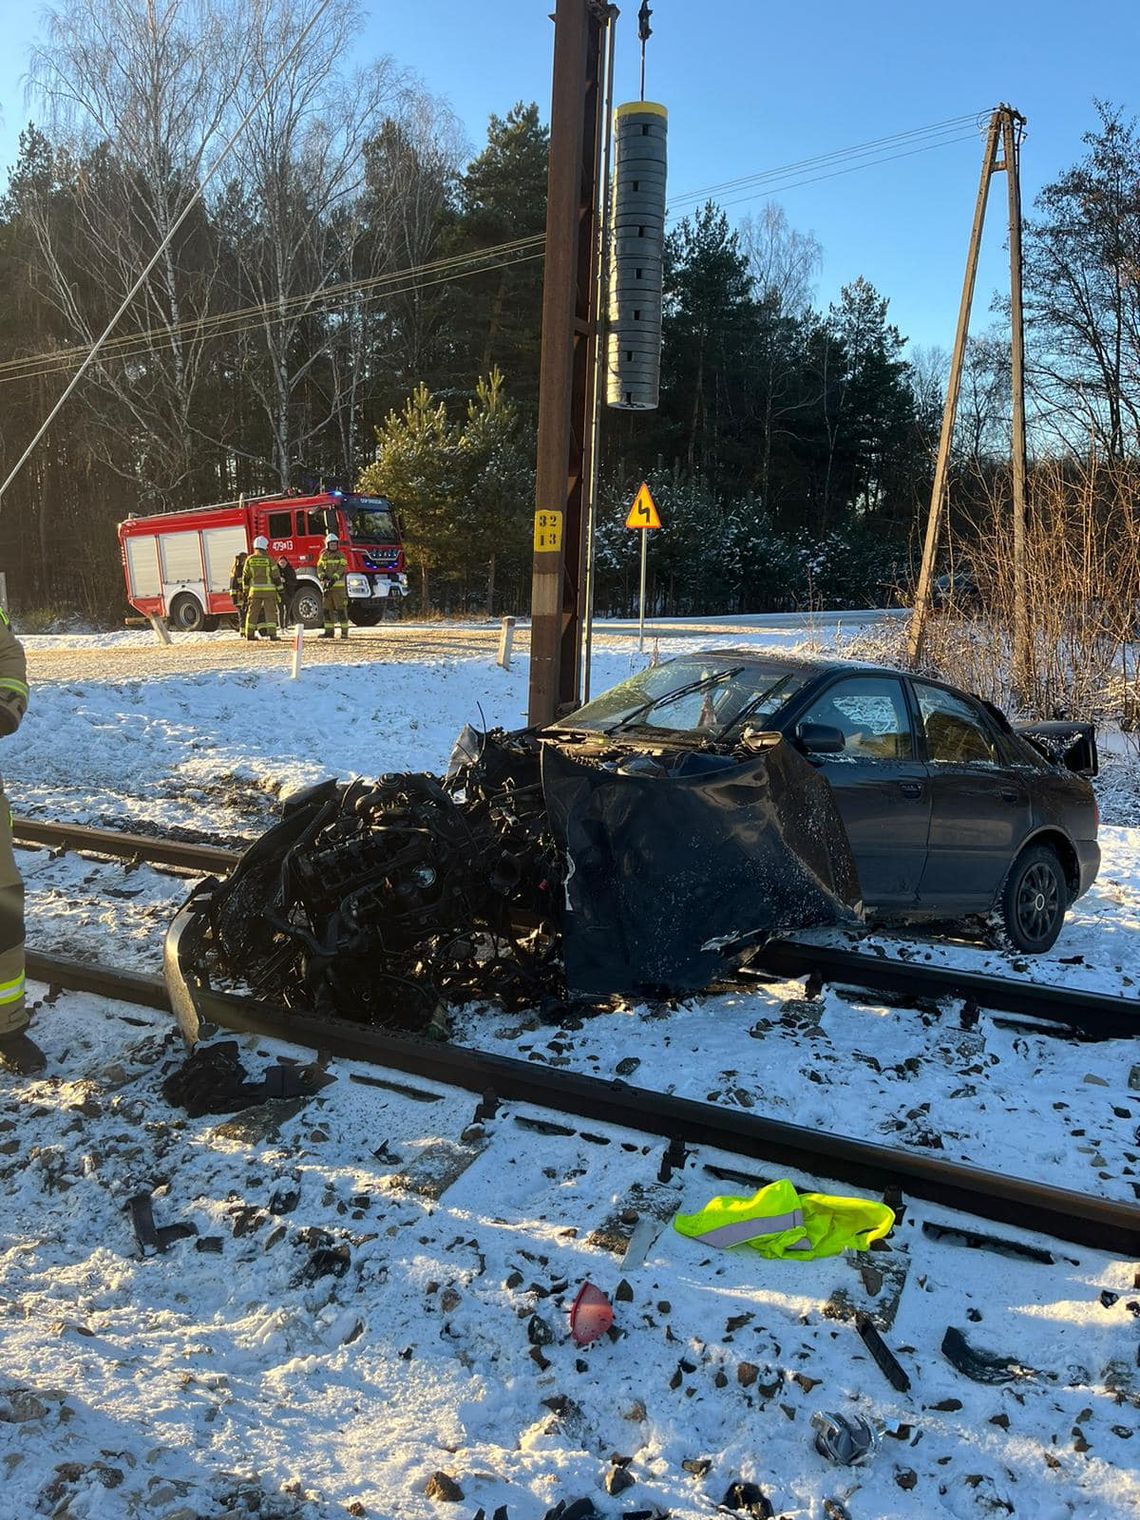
3 627 1139 1519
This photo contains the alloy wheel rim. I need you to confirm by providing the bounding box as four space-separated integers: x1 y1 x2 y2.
1016 861 1060 942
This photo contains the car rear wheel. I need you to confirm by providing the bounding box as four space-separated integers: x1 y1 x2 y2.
999 844 1067 953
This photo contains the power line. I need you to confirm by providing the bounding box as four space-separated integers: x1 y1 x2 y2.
0 235 545 386
710 131 982 213
0 112 985 393
0 0 342 509
670 111 986 208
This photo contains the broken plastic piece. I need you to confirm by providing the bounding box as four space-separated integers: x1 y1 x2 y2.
940 1326 1036 1384
568 1281 614 1346
856 1311 911 1393
126 1192 198 1256
810 1409 878 1467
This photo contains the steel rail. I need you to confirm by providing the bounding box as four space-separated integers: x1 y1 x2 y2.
753 939 1139 1040
13 817 239 876
150 907 1138 1257
15 818 1139 1039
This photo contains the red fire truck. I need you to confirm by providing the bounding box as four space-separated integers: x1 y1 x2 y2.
118 490 408 631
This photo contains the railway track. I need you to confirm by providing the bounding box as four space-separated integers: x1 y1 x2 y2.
15 815 1140 1256
21 936 1139 1257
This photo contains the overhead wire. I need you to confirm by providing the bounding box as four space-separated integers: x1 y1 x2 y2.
0 112 987 391
669 111 986 208
0 234 545 387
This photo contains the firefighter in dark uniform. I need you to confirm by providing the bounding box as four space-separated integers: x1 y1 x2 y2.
229 550 248 632
318 533 349 639
242 536 281 640
276 557 298 628
0 609 37 1074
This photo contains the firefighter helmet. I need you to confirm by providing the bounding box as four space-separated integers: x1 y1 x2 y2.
253 535 268 550
325 533 339 547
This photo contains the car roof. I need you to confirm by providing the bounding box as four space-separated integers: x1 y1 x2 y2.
674 646 1004 718
678 647 905 678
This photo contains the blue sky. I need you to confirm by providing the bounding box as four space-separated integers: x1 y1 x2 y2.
2 0 1138 352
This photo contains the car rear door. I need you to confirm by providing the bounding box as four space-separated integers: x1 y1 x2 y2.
911 679 1033 909
794 674 930 908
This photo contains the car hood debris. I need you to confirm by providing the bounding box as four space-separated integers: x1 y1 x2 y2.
182 725 861 1027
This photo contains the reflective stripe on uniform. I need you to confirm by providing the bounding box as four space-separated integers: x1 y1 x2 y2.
693 1208 810 1250
0 972 25 1004
0 678 29 700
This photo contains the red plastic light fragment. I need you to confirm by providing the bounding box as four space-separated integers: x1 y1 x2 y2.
568 1281 614 1346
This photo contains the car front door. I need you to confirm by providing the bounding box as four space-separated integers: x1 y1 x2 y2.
794 674 930 908
911 680 1033 908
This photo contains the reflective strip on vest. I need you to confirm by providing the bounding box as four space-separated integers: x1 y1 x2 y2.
695 1209 811 1250
0 973 26 1005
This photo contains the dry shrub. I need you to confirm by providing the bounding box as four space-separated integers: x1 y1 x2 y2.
931 456 1140 719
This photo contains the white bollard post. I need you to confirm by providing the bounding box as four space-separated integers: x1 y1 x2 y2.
497 615 516 670
291 622 304 679
147 613 173 646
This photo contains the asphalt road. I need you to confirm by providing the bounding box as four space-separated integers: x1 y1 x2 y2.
24 609 904 683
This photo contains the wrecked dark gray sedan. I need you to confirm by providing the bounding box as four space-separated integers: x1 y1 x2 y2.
552 651 1100 960
183 652 1099 1026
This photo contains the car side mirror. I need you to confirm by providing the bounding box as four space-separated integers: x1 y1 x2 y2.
796 722 845 754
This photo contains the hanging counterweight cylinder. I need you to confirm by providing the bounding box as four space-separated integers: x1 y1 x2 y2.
606 101 668 410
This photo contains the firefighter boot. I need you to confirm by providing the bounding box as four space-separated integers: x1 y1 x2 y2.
339 626 349 639
319 629 334 639
0 1030 46 1076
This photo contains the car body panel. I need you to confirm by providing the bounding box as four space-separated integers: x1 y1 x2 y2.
559 649 1100 931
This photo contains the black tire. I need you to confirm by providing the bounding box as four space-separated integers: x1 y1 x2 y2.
348 604 383 626
168 593 207 633
999 844 1068 953
201 615 220 632
289 583 324 629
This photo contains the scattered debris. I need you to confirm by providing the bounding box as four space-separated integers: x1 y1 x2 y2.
719 1479 774 1517
569 1282 614 1346
856 1311 912 1393
810 1410 878 1467
162 1039 332 1117
126 1191 197 1256
940 1327 1037 1385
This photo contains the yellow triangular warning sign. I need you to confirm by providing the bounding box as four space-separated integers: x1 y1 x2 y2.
625 481 662 530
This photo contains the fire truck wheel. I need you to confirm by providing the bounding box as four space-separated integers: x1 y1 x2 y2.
289 586 324 629
168 594 207 633
348 606 383 627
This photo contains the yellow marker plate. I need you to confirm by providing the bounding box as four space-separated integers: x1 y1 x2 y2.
534 510 563 552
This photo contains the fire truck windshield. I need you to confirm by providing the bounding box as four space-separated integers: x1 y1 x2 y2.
345 499 398 544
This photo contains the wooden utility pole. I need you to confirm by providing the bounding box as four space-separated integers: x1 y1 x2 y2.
1003 110 1030 696
907 105 1028 671
527 0 614 725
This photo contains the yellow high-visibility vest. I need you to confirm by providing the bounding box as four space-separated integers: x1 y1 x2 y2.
673 1177 894 1261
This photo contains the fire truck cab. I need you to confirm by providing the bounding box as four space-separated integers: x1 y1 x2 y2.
118 491 408 631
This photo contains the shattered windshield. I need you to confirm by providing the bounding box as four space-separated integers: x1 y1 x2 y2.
346 498 398 544
562 657 810 737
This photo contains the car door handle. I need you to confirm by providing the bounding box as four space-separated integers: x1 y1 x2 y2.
1000 789 1019 803
898 781 924 799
